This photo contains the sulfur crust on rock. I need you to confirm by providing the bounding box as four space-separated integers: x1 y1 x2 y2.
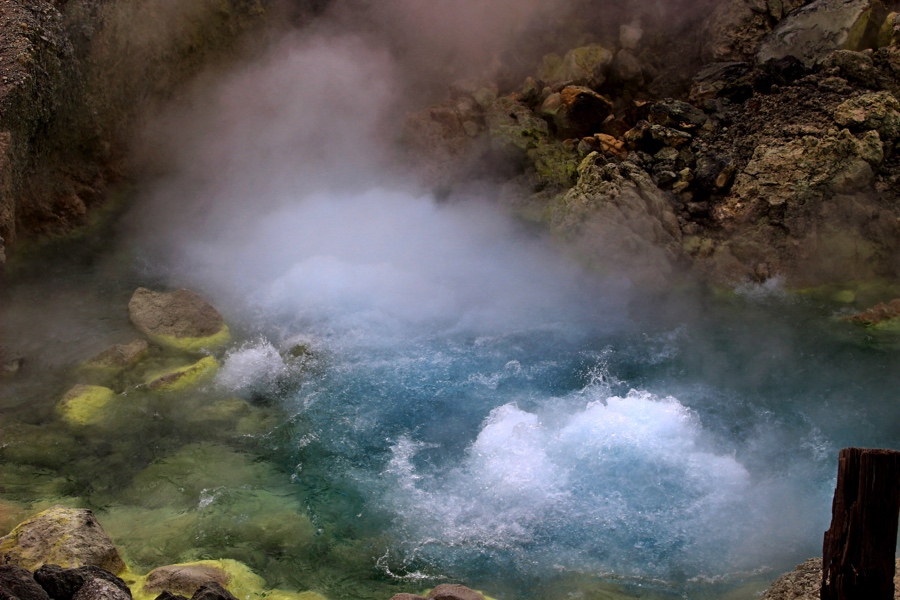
144 356 219 392
145 326 231 353
56 384 117 425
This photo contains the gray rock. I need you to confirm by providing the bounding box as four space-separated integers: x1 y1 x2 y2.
758 0 891 67
550 155 683 289
34 564 131 600
190 582 236 600
85 339 149 369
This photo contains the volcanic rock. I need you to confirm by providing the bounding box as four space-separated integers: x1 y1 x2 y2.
72 578 131 600
128 288 229 352
539 86 614 139
833 90 900 139
0 507 125 574
0 565 50 600
648 99 708 132
85 339 149 370
34 565 131 600
758 0 891 67
190 582 237 600
549 154 683 289
761 557 900 599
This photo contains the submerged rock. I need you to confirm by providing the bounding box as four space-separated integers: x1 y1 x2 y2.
56 385 118 426
85 339 149 371
128 288 229 352
0 507 126 574
143 563 231 598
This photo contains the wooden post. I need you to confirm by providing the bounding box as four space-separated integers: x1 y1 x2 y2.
821 447 900 600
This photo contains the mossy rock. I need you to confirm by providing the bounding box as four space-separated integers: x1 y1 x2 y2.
131 559 265 600
128 288 231 352
57 384 118 426
0 506 126 574
144 356 219 392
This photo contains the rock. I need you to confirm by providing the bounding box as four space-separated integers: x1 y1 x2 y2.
34 564 131 600
85 339 149 370
761 557 900 599
56 385 118 426
842 298 900 326
648 99 707 132
154 593 189 600
427 584 484 600
758 0 891 67
72 577 132 600
822 49 878 86
0 507 125 574
144 356 219 392
610 49 644 86
128 288 229 352
143 563 231 598
0 565 50 600
190 582 237 600
701 0 806 62
540 44 613 88
689 62 754 103
483 95 549 155
389 595 427 600
732 129 879 210
539 86 613 139
833 90 900 139
549 154 683 289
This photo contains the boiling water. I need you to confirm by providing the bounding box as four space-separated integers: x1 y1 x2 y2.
2 190 900 600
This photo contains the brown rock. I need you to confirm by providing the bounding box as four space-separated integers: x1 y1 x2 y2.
143 564 230 598
842 298 900 324
427 584 484 600
540 86 613 139
128 288 227 350
86 339 149 369
762 557 900 599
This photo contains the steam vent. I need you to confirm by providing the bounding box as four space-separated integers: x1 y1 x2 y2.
1 1 900 600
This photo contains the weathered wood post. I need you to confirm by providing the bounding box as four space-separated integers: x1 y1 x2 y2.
821 447 900 600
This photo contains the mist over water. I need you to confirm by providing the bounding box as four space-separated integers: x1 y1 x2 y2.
121 6 900 597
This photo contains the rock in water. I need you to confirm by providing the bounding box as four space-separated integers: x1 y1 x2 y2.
85 339 149 370
128 288 229 352
190 582 238 600
427 584 485 600
758 0 891 66
143 563 231 598
0 565 51 600
56 385 118 426
0 507 126 574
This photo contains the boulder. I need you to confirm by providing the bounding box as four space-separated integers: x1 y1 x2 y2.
143 563 230 598
34 565 131 600
0 507 125 574
833 90 900 139
549 154 683 289
56 385 118 426
758 0 891 67
427 585 484 600
144 356 219 392
731 129 880 210
701 0 810 62
85 339 149 370
540 44 613 88
0 565 50 600
539 86 613 139
128 288 229 352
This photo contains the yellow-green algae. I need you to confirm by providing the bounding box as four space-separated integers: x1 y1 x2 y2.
146 326 231 353
57 384 118 425
144 356 219 392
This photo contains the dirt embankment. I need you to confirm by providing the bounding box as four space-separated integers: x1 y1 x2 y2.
0 0 286 265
